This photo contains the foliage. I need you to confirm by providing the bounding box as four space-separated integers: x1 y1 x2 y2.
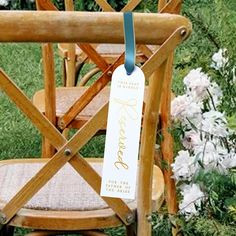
0 0 236 235
177 0 236 116
0 0 157 11
194 170 236 223
179 216 236 236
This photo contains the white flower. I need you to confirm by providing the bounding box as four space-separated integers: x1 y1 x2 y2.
211 48 228 70
183 68 211 101
219 151 236 169
208 82 223 107
171 94 202 125
0 0 8 6
179 184 205 217
171 150 198 181
194 141 221 169
182 130 202 150
233 67 236 84
201 110 228 137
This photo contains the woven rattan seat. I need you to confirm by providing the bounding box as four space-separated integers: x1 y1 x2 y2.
0 159 163 212
58 44 156 64
33 87 175 129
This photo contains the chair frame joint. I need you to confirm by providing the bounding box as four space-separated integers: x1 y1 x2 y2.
146 214 152 224
0 212 7 225
126 213 135 225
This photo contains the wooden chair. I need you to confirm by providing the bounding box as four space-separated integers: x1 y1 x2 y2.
0 10 191 236
48 0 183 87
35 0 182 146
36 0 183 225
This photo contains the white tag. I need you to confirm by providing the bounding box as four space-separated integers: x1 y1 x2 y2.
100 65 145 199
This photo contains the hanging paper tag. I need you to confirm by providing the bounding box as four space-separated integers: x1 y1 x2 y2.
100 65 145 199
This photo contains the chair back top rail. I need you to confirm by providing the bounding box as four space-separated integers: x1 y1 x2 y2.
0 11 191 44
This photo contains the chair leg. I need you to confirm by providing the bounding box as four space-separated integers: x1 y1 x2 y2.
0 225 14 236
62 58 67 87
75 62 84 86
41 135 56 158
160 55 179 236
126 224 136 236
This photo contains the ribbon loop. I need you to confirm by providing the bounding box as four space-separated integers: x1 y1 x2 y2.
124 12 136 75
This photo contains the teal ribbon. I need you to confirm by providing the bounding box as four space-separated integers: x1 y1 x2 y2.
124 12 136 75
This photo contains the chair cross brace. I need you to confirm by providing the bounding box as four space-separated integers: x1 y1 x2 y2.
0 71 132 226
0 25 186 226
95 0 141 12
58 26 187 129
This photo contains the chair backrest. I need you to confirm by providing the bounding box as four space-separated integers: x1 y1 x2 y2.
37 0 184 228
0 10 191 234
36 0 184 143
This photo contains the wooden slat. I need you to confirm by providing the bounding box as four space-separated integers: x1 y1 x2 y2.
95 0 115 11
0 11 191 45
1 103 108 223
137 62 168 236
158 3 183 236
41 43 56 157
78 44 109 72
58 53 125 129
59 28 185 129
141 26 188 79
0 71 133 225
121 0 141 12
36 0 99 85
158 0 167 10
36 0 58 10
160 55 178 215
8 203 123 230
65 0 74 11
64 0 76 87
137 45 153 59
160 0 183 14
69 155 134 225
64 43 76 86
59 27 188 130
0 70 63 148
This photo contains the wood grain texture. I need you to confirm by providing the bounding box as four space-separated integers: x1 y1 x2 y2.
41 43 56 158
160 0 183 14
0 11 191 44
36 0 58 10
65 0 74 11
137 62 167 236
160 55 178 214
0 71 133 225
158 2 183 236
141 27 188 79
121 0 141 12
95 0 115 11
78 44 109 72
0 158 163 230
58 53 124 129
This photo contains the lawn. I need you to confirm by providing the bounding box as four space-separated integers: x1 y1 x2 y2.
0 0 236 235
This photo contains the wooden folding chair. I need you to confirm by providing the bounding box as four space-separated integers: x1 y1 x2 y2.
48 0 183 87
35 0 183 149
0 10 191 236
36 0 183 225
56 0 148 87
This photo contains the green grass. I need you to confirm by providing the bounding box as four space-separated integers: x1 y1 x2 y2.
0 43 43 159
0 1 235 235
